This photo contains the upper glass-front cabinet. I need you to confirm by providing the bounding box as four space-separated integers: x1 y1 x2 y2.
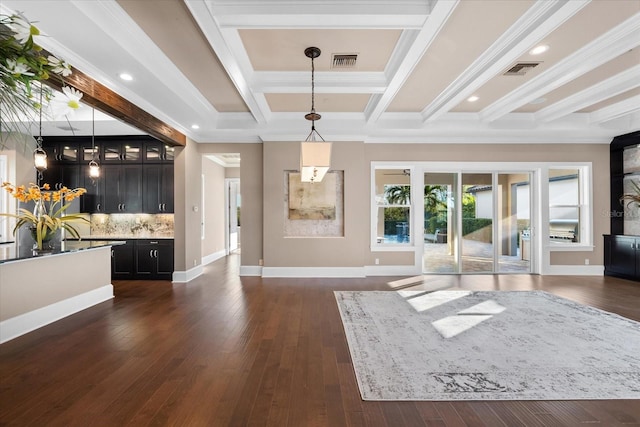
102 141 143 163
143 141 175 163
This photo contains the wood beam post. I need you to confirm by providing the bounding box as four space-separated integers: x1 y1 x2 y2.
45 65 186 147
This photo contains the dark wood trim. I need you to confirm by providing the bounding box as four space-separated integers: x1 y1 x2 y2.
44 64 186 147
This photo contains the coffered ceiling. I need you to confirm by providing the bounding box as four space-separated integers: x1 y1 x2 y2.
2 0 639 144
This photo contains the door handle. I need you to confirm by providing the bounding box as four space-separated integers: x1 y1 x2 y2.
111 250 114 258
154 250 158 258
149 250 153 257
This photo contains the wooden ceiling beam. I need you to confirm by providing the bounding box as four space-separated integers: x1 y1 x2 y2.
45 65 186 147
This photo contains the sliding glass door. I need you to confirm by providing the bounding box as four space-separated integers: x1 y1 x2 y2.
423 173 457 273
423 170 532 274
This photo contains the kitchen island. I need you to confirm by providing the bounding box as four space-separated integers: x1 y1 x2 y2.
0 240 121 343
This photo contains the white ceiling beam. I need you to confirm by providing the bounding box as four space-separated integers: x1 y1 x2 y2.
589 95 640 125
536 65 640 122
421 0 590 122
211 0 430 29
365 0 459 124
185 0 268 124
252 71 388 94
480 12 640 123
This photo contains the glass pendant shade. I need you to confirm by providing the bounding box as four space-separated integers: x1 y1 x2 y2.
89 160 100 178
300 141 332 183
33 147 48 171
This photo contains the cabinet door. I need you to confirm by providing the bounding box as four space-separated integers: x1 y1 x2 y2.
80 165 104 213
121 165 143 212
143 141 163 163
122 142 143 163
135 243 156 277
161 164 174 212
102 142 122 163
102 165 121 212
143 165 162 213
636 238 640 280
57 143 80 163
40 163 62 189
608 235 637 277
156 242 174 279
112 241 135 279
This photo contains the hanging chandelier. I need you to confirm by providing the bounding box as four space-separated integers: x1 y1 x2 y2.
300 47 331 183
33 88 47 175
88 108 100 179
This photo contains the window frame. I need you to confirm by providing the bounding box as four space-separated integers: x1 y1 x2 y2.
371 165 416 251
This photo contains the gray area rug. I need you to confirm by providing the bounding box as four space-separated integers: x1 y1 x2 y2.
334 290 640 400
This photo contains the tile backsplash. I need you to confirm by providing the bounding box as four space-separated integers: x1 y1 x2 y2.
88 214 174 238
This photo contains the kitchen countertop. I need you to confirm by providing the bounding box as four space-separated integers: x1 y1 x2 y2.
0 240 125 264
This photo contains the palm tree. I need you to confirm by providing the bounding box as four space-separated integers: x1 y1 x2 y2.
385 185 411 205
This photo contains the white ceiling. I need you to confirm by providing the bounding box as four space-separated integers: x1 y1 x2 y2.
2 0 639 144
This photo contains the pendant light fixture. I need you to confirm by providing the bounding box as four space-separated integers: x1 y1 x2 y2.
88 108 100 179
300 46 331 183
33 88 48 176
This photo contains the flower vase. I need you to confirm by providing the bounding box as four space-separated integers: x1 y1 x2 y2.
30 199 58 252
30 226 58 251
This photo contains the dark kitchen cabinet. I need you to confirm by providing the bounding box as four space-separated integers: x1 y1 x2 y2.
135 239 174 280
143 140 176 163
604 235 640 281
102 140 143 163
111 240 135 279
45 141 80 163
80 165 105 213
143 164 174 213
41 163 80 191
103 164 143 213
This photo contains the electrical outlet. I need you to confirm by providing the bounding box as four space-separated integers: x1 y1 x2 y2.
375 258 379 265
193 259 197 266
585 258 589 265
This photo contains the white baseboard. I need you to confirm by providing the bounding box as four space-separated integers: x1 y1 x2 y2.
0 285 114 344
202 249 226 266
261 266 365 278
364 265 422 276
239 265 263 276
543 264 605 276
172 265 203 283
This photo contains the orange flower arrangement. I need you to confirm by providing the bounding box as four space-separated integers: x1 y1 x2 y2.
1 182 88 249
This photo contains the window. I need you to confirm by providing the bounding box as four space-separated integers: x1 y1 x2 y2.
373 168 412 246
548 166 591 248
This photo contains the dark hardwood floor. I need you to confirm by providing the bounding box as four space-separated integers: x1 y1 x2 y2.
1 254 639 426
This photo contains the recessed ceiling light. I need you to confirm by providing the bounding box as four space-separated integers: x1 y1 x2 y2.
529 44 549 55
119 73 133 81
467 95 479 102
529 97 547 105
191 124 200 129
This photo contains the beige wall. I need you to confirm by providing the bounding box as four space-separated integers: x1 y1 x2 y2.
225 167 240 179
197 143 263 267
201 156 226 257
253 141 609 269
174 138 203 271
263 141 368 267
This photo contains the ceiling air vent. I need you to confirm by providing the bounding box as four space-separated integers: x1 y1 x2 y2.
332 53 358 69
504 62 541 76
